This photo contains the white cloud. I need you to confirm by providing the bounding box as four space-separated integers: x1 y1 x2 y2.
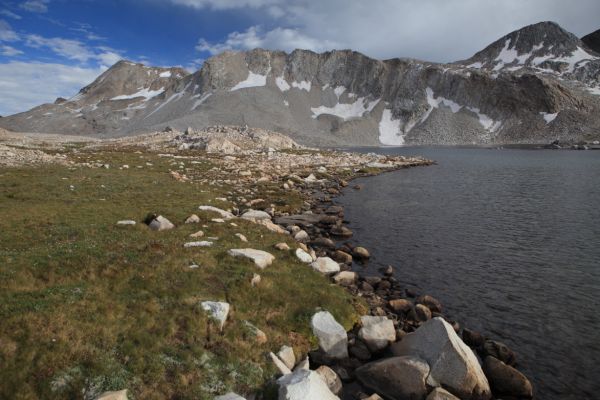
1 44 23 56
0 9 22 20
196 25 340 55
20 0 49 13
0 19 19 41
181 0 600 62
25 34 94 62
0 61 105 115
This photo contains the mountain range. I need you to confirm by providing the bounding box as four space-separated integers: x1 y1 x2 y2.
1 21 599 146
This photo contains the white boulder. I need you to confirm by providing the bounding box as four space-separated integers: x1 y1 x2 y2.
270 351 292 375
228 248 275 269
391 317 491 400
183 241 213 248
241 210 271 221
295 248 313 263
201 301 230 331
332 271 357 285
358 316 396 352
278 369 339 400
148 215 175 231
311 311 348 359
310 257 340 275
278 345 296 370
199 205 235 219
116 220 136 226
214 393 246 400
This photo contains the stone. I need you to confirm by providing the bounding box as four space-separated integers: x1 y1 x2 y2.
412 304 432 322
185 214 200 224
358 316 396 352
257 219 288 234
214 393 246 400
235 233 248 242
349 340 371 361
243 321 267 344
294 356 310 371
198 205 235 219
416 294 443 313
275 242 290 251
355 356 430 400
311 257 341 275
201 301 230 331
311 237 336 249
295 248 313 263
364 276 382 286
190 230 204 238
462 328 485 349
332 250 353 264
330 226 353 237
332 271 357 286
311 311 348 359
363 395 383 400
228 248 275 269
116 220 136 226
482 340 517 366
483 356 533 399
148 215 175 231
294 230 310 242
426 387 460 400
278 369 339 400
353 246 370 259
270 351 292 375
315 365 343 395
241 209 271 221
183 241 213 248
95 390 128 400
389 299 412 314
391 317 491 400
251 273 261 287
278 345 296 370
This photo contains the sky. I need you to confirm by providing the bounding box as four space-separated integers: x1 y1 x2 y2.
0 0 599 116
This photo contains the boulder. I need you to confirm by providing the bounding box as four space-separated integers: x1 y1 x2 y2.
462 328 485 349
389 299 413 314
294 230 310 242
235 233 248 242
185 214 200 224
228 248 275 269
311 237 336 249
295 248 313 263
148 215 175 231
278 369 339 400
411 304 432 322
416 295 443 313
355 356 430 400
201 301 230 331
482 340 517 366
349 340 371 361
198 205 235 219
315 365 343 395
278 345 296 370
352 246 370 259
116 220 136 226
426 388 460 400
311 311 348 359
330 226 353 237
332 250 353 264
270 351 292 375
358 316 396 352
275 242 291 251
311 257 341 275
214 393 246 400
391 317 491 400
190 230 204 238
332 271 357 286
95 390 128 400
294 356 310 371
483 356 533 399
241 209 271 221
256 219 288 234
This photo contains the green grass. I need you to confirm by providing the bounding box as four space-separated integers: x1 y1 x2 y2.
0 150 360 400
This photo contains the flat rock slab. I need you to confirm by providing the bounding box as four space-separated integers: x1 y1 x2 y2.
183 241 213 248
214 393 246 400
311 311 348 359
116 220 136 226
201 301 230 331
275 214 327 227
310 257 340 275
198 205 235 219
94 390 128 400
241 209 271 221
392 317 491 400
228 248 275 269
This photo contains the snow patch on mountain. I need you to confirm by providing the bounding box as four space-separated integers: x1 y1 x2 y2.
425 87 500 131
540 112 558 124
192 93 212 110
378 109 405 145
111 87 164 101
230 71 267 91
311 97 379 120
276 76 291 92
159 71 172 78
291 80 311 92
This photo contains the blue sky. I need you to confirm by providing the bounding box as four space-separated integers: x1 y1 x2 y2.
0 0 599 116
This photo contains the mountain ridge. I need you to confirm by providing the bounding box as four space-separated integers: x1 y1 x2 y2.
1 21 599 146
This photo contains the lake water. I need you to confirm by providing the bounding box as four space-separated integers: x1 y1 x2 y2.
337 147 600 400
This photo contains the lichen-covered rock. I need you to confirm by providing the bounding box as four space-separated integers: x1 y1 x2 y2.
201 301 230 331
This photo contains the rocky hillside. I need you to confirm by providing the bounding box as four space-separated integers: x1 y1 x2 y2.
582 28 600 54
1 21 599 146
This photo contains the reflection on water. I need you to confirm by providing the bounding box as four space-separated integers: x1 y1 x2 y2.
338 147 600 400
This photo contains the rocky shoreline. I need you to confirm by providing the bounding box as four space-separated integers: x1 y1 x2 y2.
252 154 534 400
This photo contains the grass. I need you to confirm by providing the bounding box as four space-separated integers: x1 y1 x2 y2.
0 149 360 399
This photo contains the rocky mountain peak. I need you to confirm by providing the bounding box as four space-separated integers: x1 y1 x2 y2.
582 29 600 54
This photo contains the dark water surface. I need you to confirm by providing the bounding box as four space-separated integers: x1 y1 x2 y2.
337 147 600 400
